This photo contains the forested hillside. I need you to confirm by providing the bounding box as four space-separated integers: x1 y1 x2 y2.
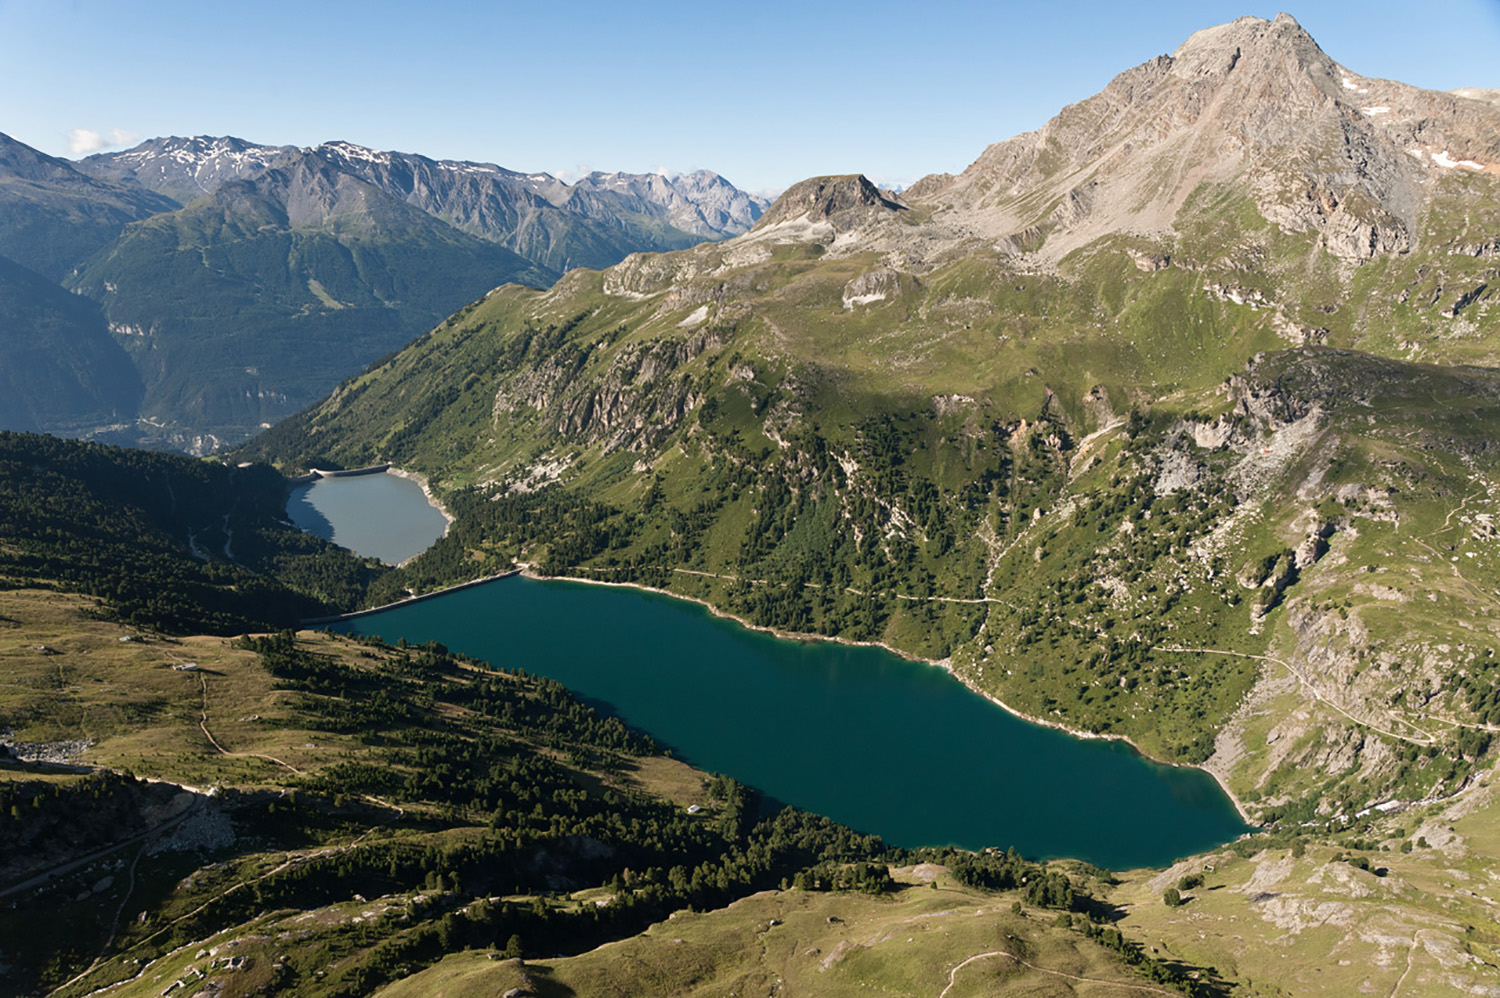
0 432 376 632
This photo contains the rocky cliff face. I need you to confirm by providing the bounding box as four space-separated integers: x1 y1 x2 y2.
753 174 906 233
561 169 769 238
494 326 725 454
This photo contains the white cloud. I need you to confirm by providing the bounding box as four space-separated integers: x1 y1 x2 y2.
555 164 595 184
864 172 917 194
67 127 141 156
67 129 106 155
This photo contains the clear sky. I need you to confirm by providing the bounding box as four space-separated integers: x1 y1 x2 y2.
2 0 1497 195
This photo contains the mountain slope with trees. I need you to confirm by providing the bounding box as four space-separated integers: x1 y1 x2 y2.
0 431 376 632
241 15 1500 824
0 256 143 435
0 133 769 449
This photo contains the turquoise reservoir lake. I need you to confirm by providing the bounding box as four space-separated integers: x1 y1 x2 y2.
287 472 449 565
337 575 1249 869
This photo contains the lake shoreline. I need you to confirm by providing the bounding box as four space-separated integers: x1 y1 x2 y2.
385 467 455 532
384 467 455 566
311 564 1255 831
285 466 453 568
523 570 1258 830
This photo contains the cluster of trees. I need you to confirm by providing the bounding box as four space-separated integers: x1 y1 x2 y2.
361 488 637 608
0 432 377 632
0 772 169 860
96 631 934 996
1458 649 1500 726
945 848 1040 892
1078 922 1226 997
1382 737 1482 802
791 860 895 894
983 474 1256 761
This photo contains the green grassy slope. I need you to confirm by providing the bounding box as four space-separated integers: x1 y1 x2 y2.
0 591 1220 998
235 172 1500 820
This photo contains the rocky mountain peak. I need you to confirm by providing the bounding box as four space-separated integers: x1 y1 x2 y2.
1167 13 1325 81
79 135 291 205
309 140 396 169
753 174 905 232
904 15 1499 266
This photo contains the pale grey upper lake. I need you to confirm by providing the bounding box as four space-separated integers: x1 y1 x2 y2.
286 471 449 565
297 473 1249 868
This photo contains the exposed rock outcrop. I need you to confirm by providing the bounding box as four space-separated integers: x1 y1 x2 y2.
905 13 1498 266
753 175 906 233
842 267 910 308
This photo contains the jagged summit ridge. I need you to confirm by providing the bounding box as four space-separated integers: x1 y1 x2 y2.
643 15 1494 271
896 13 1500 264
80 136 768 249
80 135 293 205
1166 12 1324 80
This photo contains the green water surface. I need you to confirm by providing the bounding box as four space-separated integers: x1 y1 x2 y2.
339 576 1248 869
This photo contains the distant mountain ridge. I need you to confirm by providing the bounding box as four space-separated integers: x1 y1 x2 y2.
80 136 769 271
77 134 294 206
67 151 552 452
0 132 176 282
0 131 769 449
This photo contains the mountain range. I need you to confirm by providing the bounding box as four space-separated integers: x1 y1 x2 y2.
0 132 769 450
5 12 1500 998
79 136 768 271
241 16 1500 992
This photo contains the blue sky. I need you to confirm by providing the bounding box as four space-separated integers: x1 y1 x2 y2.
2 0 1497 194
